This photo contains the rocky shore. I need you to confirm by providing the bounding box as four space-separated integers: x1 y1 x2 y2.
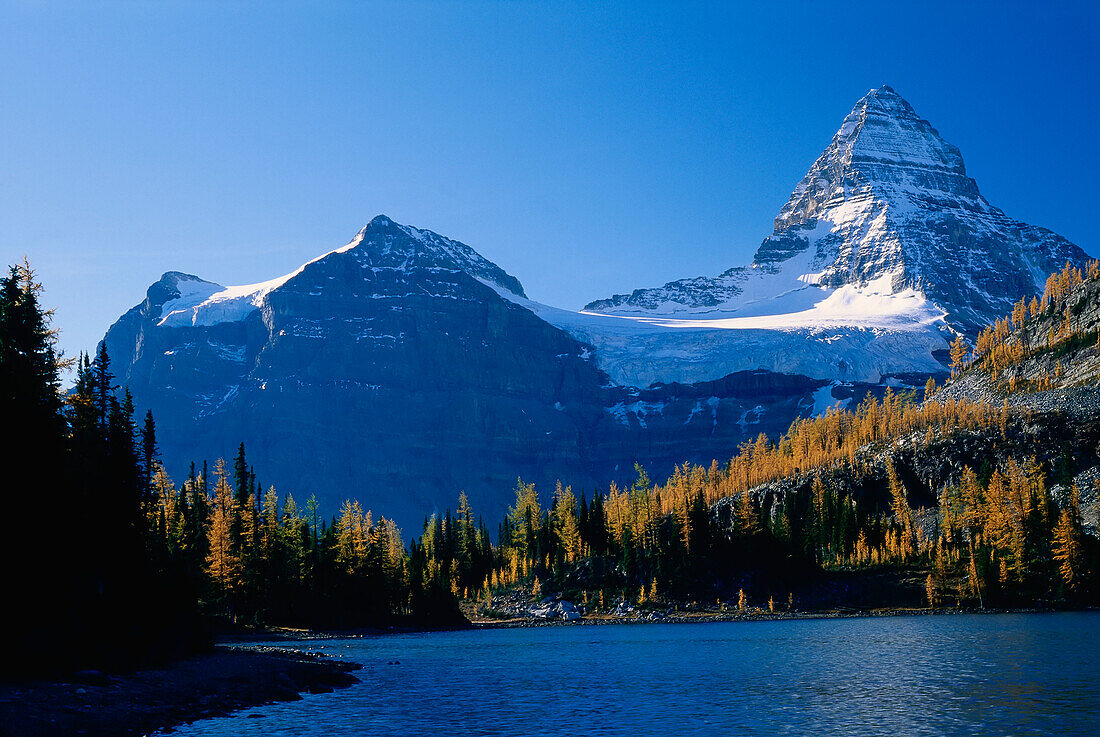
0 646 359 737
463 588 1066 629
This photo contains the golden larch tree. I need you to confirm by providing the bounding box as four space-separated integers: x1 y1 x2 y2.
206 460 242 600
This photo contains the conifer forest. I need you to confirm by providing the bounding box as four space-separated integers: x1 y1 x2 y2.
3 260 1097 679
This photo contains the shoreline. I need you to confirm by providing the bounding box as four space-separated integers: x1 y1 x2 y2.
239 604 1091 641
2 608 1091 735
464 605 1069 629
0 646 359 737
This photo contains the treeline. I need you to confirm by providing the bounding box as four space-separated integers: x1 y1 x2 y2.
146 443 463 630
70 354 466 632
138 386 1099 624
437 392 1094 613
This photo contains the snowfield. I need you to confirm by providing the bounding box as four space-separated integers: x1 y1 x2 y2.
482 276 950 387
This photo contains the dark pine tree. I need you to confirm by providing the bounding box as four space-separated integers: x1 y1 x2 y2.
0 263 69 676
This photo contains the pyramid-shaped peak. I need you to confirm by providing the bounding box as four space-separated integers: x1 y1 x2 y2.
866 84 904 100
772 85 970 232
851 85 923 123
864 84 904 102
841 86 961 170
586 85 1088 338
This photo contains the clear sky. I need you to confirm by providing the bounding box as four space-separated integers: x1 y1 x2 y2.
2 1 1097 366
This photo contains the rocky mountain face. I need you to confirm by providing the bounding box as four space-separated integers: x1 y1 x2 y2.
105 216 831 530
104 87 1090 531
585 86 1087 336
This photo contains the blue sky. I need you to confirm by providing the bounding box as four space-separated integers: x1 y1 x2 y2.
2 1 1097 365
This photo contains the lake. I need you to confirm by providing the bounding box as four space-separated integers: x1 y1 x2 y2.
173 612 1100 736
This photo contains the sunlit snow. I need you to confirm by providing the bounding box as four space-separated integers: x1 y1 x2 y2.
157 230 366 328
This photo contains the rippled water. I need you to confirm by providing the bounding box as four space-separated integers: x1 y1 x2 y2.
174 613 1100 736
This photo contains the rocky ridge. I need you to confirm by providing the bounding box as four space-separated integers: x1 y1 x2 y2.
585 86 1088 336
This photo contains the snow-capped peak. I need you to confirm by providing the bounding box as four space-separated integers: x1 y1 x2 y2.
153 215 525 328
770 84 978 236
585 85 1089 335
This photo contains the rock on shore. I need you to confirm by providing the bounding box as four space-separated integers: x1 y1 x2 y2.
0 646 359 736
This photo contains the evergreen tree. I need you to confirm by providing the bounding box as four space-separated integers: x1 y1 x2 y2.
1052 488 1085 594
232 442 250 507
0 262 69 674
140 410 158 495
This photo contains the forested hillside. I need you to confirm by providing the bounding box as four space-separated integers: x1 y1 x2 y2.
4 258 1098 679
947 261 1100 397
465 262 1100 615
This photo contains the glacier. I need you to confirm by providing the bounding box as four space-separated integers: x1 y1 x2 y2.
580 85 1087 384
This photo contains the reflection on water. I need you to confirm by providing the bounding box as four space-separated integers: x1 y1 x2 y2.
174 612 1100 736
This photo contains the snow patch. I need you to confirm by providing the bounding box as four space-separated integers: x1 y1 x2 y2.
158 229 369 328
607 400 666 428
736 405 766 430
809 382 843 416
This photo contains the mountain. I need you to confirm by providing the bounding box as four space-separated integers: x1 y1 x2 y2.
104 216 824 531
103 87 1089 531
582 86 1087 379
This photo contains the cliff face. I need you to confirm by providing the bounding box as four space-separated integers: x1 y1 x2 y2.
105 217 828 529
585 87 1088 336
